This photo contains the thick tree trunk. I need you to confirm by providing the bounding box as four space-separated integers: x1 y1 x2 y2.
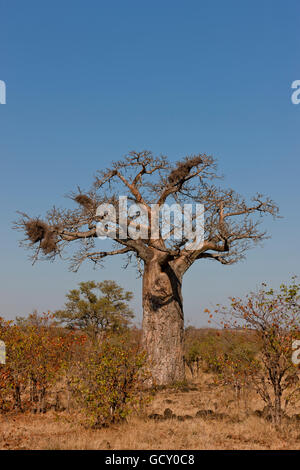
142 259 185 386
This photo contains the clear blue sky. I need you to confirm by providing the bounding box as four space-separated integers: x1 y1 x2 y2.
0 0 299 326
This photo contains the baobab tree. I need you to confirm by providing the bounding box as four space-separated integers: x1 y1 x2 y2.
15 151 278 385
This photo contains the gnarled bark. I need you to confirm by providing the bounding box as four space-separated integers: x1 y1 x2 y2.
142 259 185 385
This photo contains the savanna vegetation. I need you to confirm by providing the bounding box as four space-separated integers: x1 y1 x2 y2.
0 279 299 450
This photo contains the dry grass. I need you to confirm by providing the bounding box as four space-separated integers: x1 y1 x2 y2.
1 372 300 450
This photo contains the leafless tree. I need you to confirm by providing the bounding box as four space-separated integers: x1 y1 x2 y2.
14 150 279 385
218 279 300 427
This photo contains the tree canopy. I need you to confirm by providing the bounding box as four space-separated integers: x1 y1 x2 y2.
15 151 279 276
54 280 134 338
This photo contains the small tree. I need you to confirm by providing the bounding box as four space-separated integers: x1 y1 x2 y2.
55 280 134 339
15 310 54 329
218 279 300 426
70 335 149 427
0 313 84 413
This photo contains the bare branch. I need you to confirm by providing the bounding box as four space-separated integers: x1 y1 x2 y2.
14 150 279 273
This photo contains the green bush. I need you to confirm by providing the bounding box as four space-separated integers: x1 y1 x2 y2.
70 335 149 427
